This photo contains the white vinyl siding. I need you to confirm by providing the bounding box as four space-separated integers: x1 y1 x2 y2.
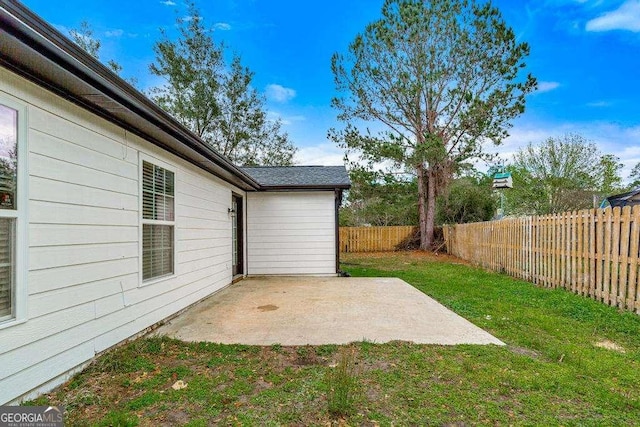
247 192 336 275
0 67 240 404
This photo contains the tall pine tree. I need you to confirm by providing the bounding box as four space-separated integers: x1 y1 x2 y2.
330 0 536 248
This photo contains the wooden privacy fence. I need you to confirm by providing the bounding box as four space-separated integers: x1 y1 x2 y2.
340 226 416 253
443 206 640 313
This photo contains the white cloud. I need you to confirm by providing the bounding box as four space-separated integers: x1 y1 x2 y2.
213 22 232 31
294 143 346 166
267 111 305 126
294 144 397 173
547 0 589 4
586 0 640 32
586 100 612 107
281 115 306 126
481 126 555 168
105 29 124 37
160 0 176 5
536 81 561 93
265 84 296 103
484 121 640 182
54 24 70 34
181 16 202 22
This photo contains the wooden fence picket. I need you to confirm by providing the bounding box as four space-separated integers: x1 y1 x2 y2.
339 225 416 253
619 206 631 309
443 207 640 314
629 206 640 312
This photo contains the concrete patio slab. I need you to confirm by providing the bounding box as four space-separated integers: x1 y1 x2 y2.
155 276 504 346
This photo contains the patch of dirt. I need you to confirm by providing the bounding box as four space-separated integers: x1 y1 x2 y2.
360 358 395 372
295 352 321 366
257 304 279 311
341 250 470 265
161 410 190 426
594 340 626 353
253 377 273 393
508 345 541 359
269 346 333 368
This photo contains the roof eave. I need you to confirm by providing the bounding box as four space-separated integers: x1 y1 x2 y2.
258 184 351 191
0 1 260 191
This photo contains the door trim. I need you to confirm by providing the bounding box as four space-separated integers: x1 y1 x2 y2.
232 193 244 277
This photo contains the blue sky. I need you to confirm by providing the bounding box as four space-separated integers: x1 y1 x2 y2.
21 0 640 178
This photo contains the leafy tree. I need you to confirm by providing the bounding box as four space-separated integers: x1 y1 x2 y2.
596 154 624 196
499 165 547 216
149 3 296 166
340 168 417 226
70 22 100 57
70 21 124 75
211 58 296 166
509 134 601 214
436 176 496 225
330 0 536 249
629 162 640 190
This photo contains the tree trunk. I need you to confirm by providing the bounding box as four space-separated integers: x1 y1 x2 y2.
424 169 436 249
417 165 429 250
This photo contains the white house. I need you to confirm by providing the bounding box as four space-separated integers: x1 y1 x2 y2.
0 1 350 404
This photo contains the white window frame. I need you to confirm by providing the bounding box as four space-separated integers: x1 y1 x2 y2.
139 154 176 285
0 94 28 330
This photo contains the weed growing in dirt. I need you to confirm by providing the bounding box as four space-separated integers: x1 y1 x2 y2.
326 348 360 416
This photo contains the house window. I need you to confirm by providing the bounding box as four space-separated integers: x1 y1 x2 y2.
141 160 175 281
0 103 20 323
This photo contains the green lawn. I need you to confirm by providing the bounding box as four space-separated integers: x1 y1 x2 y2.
28 252 640 426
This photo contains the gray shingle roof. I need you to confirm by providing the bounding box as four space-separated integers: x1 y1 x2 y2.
241 166 351 189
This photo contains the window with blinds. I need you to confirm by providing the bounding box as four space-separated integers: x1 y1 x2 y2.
142 161 175 281
0 103 18 321
0 219 14 319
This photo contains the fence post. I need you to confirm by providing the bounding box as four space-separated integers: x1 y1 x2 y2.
528 216 533 282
